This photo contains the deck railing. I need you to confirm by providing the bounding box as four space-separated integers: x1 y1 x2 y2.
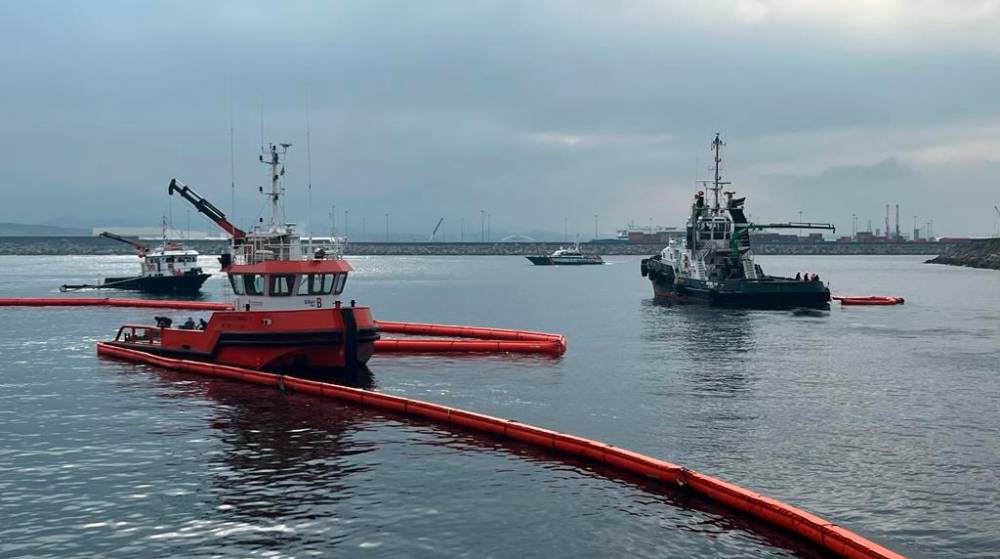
114 324 162 345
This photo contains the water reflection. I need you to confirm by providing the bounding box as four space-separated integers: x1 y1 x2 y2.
111 364 826 558
642 301 758 396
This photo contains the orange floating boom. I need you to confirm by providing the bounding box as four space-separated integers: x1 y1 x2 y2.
374 320 566 342
373 338 565 355
96 342 907 559
832 296 905 306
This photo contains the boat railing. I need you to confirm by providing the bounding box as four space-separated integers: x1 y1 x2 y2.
231 239 344 265
114 324 163 345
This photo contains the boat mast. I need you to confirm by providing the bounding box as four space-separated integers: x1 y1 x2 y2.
260 143 291 232
710 133 730 210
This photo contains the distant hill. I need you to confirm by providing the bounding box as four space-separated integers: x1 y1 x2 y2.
0 222 91 236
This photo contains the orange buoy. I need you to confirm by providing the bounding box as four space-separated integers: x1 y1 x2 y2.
96 342 907 559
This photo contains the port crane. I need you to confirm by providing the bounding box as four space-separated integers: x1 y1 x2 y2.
429 217 444 241
99 232 150 256
168 179 247 244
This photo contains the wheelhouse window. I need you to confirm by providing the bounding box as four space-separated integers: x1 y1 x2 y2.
269 274 296 296
296 273 346 295
243 274 265 296
229 273 246 295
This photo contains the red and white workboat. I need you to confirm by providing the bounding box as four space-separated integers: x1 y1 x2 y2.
104 143 378 373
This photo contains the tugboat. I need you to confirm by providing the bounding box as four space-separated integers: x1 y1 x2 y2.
61 223 210 294
527 242 604 265
640 134 835 309
102 142 379 372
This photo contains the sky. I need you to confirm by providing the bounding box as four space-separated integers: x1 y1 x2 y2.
1 0 998 239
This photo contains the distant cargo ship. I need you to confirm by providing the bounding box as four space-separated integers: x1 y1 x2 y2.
640 134 834 309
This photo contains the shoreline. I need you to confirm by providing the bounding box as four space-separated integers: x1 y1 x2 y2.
925 238 1000 270
0 236 956 256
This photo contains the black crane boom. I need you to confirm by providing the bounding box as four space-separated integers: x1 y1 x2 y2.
168 179 246 241
99 231 150 255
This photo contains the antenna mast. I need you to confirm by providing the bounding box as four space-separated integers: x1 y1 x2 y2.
229 84 236 224
259 143 291 230
306 91 313 241
700 133 731 209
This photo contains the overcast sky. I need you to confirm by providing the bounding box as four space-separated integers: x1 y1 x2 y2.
1 1 998 238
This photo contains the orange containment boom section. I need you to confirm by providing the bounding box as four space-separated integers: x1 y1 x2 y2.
97 343 907 559
372 320 567 355
0 297 232 310
833 296 905 306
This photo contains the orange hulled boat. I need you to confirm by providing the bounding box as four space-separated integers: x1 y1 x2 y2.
103 143 378 373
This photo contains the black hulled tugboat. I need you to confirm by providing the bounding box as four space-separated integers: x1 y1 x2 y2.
62 224 210 294
640 134 834 309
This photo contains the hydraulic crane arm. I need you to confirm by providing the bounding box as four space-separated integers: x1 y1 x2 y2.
728 221 836 257
747 222 836 232
168 179 246 242
99 232 150 255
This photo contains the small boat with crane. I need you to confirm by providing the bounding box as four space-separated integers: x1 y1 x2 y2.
61 222 210 294
641 134 835 309
102 142 379 373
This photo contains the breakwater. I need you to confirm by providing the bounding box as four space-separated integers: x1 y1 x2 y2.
0 236 951 256
925 238 1000 270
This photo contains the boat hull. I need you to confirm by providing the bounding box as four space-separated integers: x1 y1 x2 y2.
526 256 604 266
642 258 830 309
102 273 211 295
105 306 379 372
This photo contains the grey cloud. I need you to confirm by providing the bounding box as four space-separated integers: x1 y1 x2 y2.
0 1 997 236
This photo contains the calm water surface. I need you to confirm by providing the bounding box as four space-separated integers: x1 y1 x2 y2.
1 254 997 558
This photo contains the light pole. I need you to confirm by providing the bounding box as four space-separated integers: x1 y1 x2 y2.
480 210 485 242
344 210 349 239
487 213 491 242
798 210 803 237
